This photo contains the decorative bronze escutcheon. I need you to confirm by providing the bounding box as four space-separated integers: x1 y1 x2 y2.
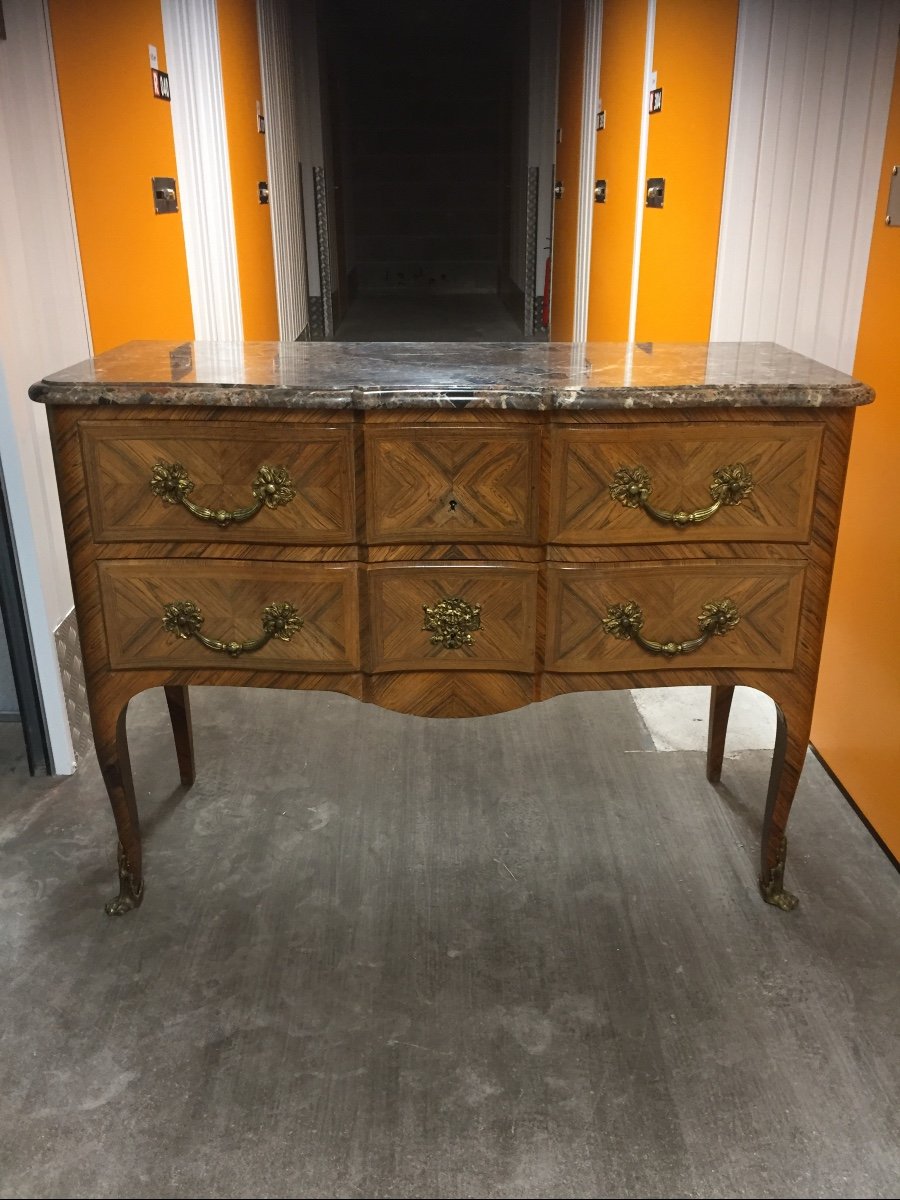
422 596 482 650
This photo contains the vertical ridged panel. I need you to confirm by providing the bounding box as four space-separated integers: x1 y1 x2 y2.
711 0 899 371
573 0 603 342
161 0 243 342
257 0 309 340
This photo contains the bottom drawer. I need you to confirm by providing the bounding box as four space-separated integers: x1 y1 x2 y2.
99 560 360 672
546 560 805 672
368 563 538 672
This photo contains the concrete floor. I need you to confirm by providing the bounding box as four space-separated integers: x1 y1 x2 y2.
0 685 898 1199
334 293 530 341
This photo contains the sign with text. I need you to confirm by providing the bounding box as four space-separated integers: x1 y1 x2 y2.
151 69 171 101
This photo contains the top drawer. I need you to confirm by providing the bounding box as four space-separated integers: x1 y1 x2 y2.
365 425 540 543
81 419 356 544
549 422 822 544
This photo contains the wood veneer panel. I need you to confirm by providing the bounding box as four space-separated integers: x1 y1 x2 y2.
82 418 356 544
99 560 360 672
365 426 541 543
367 563 538 673
549 422 822 544
364 671 535 717
545 560 805 672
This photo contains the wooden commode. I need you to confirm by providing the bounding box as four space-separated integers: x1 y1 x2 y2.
31 340 872 915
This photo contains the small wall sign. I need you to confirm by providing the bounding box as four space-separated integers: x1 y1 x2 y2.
151 69 171 101
649 88 663 114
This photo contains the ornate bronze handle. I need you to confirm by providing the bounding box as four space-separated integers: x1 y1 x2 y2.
162 600 303 657
602 598 740 657
609 463 753 528
150 462 295 527
423 596 481 650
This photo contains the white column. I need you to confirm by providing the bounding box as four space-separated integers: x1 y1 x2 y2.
573 0 604 342
258 0 309 340
161 0 243 342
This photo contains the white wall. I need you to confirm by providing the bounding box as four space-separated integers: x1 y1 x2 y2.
0 0 92 772
528 0 561 298
711 0 899 371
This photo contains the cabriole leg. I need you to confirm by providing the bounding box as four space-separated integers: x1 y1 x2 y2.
164 685 195 786
92 698 143 915
759 701 811 912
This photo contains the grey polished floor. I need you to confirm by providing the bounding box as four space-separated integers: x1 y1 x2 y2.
334 293 529 341
0 686 898 1199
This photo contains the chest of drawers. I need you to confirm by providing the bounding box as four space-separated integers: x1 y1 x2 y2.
32 340 872 916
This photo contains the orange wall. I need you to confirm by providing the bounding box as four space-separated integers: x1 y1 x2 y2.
49 0 194 353
217 0 279 340
811 46 900 858
586 0 647 341
635 0 738 342
550 0 585 341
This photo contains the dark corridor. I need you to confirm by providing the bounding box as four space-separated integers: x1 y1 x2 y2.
317 0 534 340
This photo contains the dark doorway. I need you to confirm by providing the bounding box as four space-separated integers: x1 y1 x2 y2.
317 0 533 341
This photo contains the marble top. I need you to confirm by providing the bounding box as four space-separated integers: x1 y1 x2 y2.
30 340 873 409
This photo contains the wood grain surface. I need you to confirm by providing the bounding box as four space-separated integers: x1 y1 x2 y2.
549 420 821 544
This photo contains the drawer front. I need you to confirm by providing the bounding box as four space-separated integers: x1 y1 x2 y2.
82 420 355 544
549 423 822 544
365 427 540 543
368 564 538 672
546 561 805 672
99 560 360 672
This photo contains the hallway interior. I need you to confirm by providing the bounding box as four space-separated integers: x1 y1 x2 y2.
333 293 529 341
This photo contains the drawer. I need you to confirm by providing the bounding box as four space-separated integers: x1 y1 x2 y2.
98 560 360 672
546 560 805 672
365 426 540 543
549 423 822 544
81 419 356 544
367 564 538 672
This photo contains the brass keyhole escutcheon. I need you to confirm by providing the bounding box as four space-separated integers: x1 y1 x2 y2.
448 497 458 512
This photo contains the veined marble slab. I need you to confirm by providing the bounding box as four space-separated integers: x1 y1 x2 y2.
30 339 873 409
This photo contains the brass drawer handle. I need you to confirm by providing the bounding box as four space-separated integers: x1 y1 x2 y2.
150 461 295 527
609 463 753 527
603 598 740 657
423 596 481 650
162 600 303 657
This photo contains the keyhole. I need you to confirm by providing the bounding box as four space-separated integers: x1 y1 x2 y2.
448 497 458 512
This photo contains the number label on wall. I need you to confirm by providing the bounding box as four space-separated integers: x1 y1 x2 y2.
151 69 171 102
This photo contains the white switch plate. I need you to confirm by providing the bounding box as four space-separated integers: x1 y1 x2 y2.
149 44 159 69
650 70 657 90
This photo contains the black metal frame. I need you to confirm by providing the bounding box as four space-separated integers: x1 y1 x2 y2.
0 468 52 775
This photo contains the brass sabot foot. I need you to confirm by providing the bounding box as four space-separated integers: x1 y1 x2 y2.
759 836 798 911
104 846 144 916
